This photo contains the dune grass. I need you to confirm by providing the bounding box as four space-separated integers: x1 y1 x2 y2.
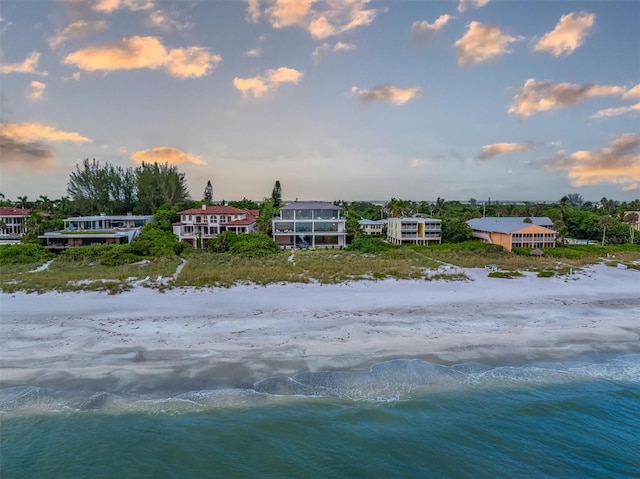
0 257 181 294
174 248 444 287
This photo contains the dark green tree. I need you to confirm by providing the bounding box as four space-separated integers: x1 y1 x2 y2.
271 180 282 208
203 180 213 204
136 162 190 214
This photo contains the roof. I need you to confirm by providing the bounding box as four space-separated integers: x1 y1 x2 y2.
358 219 388 225
65 215 154 221
388 217 441 223
179 206 250 215
0 207 30 216
280 201 342 211
467 217 554 234
226 216 257 226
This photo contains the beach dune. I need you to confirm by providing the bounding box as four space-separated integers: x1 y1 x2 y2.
1 264 638 393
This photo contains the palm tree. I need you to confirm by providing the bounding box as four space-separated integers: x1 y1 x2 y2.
385 198 413 218
17 196 29 209
38 195 53 214
599 215 615 246
433 197 446 217
553 220 568 247
622 212 639 244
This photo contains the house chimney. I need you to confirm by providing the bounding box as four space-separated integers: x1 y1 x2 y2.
202 204 207 210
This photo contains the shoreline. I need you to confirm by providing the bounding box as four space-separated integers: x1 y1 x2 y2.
1 263 639 393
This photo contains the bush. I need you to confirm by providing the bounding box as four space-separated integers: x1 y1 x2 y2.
209 231 238 253
60 244 144 265
537 270 554 278
130 223 183 257
0 243 51 265
228 233 280 258
348 237 392 253
488 271 523 278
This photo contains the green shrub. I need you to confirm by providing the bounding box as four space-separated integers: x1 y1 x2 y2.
348 237 392 253
0 244 51 265
209 231 238 253
228 233 280 258
130 223 182 257
537 270 554 278
488 271 523 278
98 244 143 266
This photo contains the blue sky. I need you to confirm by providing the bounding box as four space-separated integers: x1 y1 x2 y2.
1 0 638 203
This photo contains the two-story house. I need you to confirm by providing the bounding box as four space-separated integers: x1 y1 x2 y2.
387 215 441 245
358 219 388 236
272 201 347 248
466 217 556 251
0 207 30 244
173 205 258 247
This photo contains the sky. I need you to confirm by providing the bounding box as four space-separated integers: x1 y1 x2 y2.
0 0 639 204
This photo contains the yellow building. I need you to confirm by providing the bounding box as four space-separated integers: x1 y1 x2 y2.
467 217 556 252
387 216 441 245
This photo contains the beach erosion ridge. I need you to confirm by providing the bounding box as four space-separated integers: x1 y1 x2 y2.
1 262 639 408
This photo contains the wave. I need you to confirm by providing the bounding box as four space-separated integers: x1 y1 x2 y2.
2 354 639 414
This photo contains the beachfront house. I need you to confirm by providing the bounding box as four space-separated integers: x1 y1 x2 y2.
386 215 442 245
272 201 347 249
39 213 154 249
467 217 556 252
358 219 388 236
0 207 30 244
173 205 258 248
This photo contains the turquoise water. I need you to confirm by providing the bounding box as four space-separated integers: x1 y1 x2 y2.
2 356 640 478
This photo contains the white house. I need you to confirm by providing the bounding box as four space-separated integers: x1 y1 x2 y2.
0 207 30 244
173 205 258 248
272 201 347 248
387 215 441 245
39 213 153 249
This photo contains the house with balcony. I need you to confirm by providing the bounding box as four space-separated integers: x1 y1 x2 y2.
387 215 441 245
173 205 258 248
39 213 154 249
358 219 388 236
466 217 556 252
272 201 347 248
0 207 30 244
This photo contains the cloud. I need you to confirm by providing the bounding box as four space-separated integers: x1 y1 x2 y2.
0 51 48 76
533 11 595 56
455 22 523 66
0 121 91 169
130 146 207 166
411 15 453 45
63 36 221 78
263 0 377 39
245 0 261 22
548 133 640 189
623 183 638 191
457 0 490 13
244 47 261 57
0 15 12 33
27 81 46 102
146 10 194 32
48 20 108 49
92 0 155 13
312 41 355 63
476 142 533 160
508 78 626 119
623 83 640 100
65 71 81 81
233 67 303 99
351 85 423 105
592 103 640 119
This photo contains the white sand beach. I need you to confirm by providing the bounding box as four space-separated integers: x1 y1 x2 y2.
1 263 639 392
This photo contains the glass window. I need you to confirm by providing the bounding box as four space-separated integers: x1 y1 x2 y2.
295 222 312 233
315 222 338 232
274 222 294 233
281 210 294 219
296 209 313 220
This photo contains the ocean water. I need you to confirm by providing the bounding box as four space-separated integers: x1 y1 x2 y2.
2 356 639 478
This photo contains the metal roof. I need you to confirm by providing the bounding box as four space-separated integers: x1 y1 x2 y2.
467 217 554 234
